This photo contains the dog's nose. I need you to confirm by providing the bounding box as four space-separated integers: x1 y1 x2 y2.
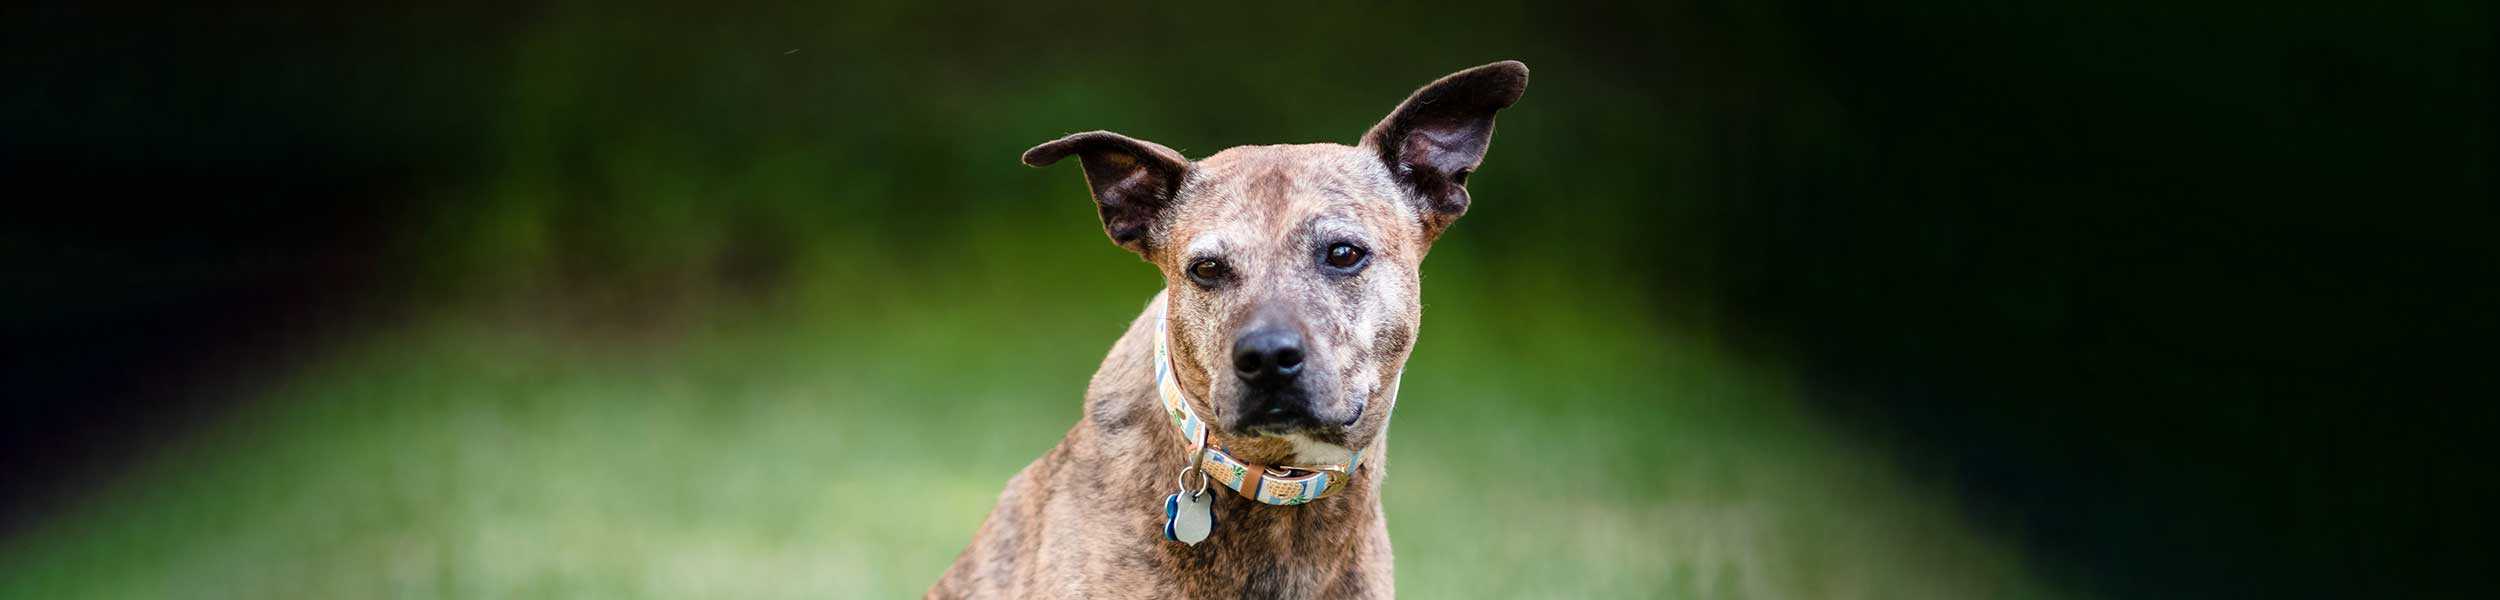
1231 325 1304 390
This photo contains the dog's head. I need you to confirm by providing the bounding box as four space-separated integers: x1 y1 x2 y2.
1024 61 1527 463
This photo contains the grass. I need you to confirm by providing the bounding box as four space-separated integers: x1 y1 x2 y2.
0 237 2065 598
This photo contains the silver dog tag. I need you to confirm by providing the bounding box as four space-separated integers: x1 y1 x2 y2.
1162 491 1215 545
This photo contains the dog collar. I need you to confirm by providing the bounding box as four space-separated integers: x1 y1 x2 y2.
1153 295 1366 506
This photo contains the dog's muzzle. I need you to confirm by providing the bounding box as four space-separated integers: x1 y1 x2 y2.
1228 307 1333 433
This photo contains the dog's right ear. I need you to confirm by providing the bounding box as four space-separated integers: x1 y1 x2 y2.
1361 61 1529 240
1023 131 1193 254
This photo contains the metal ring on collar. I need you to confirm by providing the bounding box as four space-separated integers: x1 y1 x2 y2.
1176 464 1211 499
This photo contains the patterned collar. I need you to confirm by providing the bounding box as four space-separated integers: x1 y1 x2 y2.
1153 293 1368 506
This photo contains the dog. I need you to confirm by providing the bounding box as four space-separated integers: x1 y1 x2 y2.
929 61 1528 599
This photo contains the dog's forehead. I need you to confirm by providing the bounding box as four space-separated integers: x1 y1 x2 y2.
1171 144 1416 250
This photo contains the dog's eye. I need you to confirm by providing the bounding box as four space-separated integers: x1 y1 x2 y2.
1187 258 1229 286
1322 243 1368 272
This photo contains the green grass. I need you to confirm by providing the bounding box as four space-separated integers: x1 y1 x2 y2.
0 247 2064 598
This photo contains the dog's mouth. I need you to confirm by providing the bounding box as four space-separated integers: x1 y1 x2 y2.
1235 408 1327 437
1227 389 1365 440
1230 391 1325 435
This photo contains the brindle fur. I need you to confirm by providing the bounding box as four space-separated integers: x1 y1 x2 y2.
931 61 1527 599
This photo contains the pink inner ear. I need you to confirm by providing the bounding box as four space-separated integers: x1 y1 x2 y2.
1364 61 1526 179
1402 126 1490 179
1086 153 1185 249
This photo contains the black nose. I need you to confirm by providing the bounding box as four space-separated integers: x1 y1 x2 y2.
1232 325 1305 390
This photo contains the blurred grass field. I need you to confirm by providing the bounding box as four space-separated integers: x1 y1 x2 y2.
0 225 2062 598
1 6 2070 596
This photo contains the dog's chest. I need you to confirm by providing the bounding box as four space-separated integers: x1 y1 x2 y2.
1146 500 1365 597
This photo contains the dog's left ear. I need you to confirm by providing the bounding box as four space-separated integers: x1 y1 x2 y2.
1360 60 1529 239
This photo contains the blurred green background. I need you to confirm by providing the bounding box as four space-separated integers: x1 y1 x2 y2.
2 1 2490 598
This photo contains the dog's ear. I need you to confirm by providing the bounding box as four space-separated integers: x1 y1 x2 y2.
1360 61 1529 239
1023 131 1193 254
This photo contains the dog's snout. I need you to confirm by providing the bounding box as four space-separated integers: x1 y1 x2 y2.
1231 325 1305 390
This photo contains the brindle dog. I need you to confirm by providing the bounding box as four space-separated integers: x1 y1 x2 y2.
930 61 1528 599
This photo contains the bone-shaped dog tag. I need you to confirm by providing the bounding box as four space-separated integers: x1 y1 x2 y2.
1162 491 1215 545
